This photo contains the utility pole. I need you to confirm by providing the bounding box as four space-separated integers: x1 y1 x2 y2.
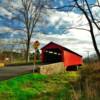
87 51 90 63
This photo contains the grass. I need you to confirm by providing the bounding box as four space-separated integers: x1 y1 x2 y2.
1 61 99 100
0 72 79 100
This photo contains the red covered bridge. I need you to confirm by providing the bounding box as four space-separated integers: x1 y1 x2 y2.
41 42 83 69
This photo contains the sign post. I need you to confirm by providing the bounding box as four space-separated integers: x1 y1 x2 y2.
33 41 40 72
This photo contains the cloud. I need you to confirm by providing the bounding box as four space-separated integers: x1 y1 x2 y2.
0 27 13 33
31 32 92 57
31 9 100 57
0 6 12 19
0 0 100 58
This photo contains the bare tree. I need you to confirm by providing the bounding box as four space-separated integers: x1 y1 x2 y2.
0 0 46 63
46 0 100 60
19 0 44 62
73 0 100 59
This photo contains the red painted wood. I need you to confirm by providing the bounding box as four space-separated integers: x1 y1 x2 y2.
41 43 63 63
40 50 44 63
41 42 83 66
42 44 63 51
63 50 83 67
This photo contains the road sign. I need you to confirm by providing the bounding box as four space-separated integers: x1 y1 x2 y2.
33 41 40 49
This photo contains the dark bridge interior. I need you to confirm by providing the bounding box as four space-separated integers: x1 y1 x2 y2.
44 48 62 63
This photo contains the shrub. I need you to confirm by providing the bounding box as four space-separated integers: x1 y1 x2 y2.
79 62 100 100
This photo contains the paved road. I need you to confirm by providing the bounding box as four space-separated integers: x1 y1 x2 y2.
0 65 35 81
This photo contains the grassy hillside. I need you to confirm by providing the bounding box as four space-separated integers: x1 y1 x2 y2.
0 72 78 100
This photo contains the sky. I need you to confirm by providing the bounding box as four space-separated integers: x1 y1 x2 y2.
0 0 100 57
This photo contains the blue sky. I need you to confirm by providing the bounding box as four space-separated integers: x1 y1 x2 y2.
0 0 96 34
0 0 100 57
0 0 96 35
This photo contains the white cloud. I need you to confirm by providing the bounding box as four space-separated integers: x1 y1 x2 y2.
31 9 100 58
48 10 89 27
31 32 93 57
0 0 100 58
0 27 13 33
0 6 12 19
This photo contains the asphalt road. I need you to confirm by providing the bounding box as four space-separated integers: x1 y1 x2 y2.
0 65 35 81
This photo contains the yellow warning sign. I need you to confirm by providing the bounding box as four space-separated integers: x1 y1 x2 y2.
33 40 40 49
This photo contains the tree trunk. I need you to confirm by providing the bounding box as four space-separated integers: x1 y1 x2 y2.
26 38 30 63
74 0 100 60
89 24 100 60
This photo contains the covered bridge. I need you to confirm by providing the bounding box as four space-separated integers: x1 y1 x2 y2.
41 42 83 68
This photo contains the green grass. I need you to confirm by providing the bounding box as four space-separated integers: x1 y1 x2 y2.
0 72 79 100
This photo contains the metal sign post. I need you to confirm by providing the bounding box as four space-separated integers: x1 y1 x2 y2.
33 41 40 72
33 49 37 72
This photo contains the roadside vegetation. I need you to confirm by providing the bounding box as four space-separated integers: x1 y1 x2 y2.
0 72 78 100
0 61 100 100
70 61 100 100
0 51 41 67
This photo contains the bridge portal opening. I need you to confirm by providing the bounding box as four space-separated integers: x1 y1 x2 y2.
44 48 62 63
